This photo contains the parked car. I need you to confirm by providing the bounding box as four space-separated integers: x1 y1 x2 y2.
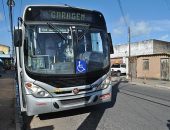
111 63 126 76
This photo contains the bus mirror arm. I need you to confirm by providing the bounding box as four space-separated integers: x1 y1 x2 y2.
107 33 114 54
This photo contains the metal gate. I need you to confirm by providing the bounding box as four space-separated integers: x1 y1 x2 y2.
160 58 169 80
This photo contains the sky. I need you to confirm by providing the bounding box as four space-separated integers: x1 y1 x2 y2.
1 0 170 49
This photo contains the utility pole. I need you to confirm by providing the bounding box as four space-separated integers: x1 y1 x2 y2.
128 26 132 81
7 0 15 65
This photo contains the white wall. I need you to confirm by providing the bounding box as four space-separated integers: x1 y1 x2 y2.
111 40 154 58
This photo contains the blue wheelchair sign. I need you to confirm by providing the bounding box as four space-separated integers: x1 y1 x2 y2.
76 60 87 73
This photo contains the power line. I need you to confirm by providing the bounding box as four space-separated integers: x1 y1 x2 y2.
117 0 128 27
117 0 132 80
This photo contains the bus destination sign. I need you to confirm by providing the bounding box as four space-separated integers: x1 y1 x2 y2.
24 6 106 29
49 11 86 21
25 7 94 22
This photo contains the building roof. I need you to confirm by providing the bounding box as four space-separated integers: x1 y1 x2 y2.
134 53 170 58
111 39 170 58
114 39 170 46
0 44 10 48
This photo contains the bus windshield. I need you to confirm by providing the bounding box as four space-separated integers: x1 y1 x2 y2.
24 24 109 75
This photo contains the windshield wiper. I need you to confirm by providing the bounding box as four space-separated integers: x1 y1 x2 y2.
47 22 67 40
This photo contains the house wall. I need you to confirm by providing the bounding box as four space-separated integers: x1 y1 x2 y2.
153 40 170 54
0 45 10 54
137 55 169 79
111 39 170 59
111 40 154 58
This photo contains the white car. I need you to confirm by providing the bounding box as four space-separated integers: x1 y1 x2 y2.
111 64 126 76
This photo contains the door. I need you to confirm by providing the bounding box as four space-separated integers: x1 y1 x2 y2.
130 57 137 78
160 58 169 80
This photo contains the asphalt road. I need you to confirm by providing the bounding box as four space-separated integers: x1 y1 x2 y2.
0 71 15 130
25 81 170 130
0 72 169 130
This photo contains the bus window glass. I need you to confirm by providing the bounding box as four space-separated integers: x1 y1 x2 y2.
24 25 74 74
24 25 109 75
75 28 109 72
91 33 103 53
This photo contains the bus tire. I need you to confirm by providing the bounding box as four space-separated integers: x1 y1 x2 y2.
20 112 33 130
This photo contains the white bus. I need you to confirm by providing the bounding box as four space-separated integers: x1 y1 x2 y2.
14 5 113 116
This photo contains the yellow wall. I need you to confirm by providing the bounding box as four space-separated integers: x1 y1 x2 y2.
0 45 10 54
137 55 169 79
110 58 123 65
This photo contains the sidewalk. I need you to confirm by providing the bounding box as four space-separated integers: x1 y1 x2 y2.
0 70 16 130
127 77 170 90
111 75 170 90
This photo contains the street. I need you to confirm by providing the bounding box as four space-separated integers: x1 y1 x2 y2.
1 1 170 130
0 72 170 130
0 71 15 130
26 80 170 130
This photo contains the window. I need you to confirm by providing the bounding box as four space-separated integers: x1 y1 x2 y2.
91 33 103 53
111 64 120 68
143 59 149 70
121 64 126 68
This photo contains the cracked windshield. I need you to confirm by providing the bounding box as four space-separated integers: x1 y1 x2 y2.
0 0 170 130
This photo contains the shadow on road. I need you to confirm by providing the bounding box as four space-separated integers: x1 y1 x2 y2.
77 107 105 130
76 80 120 130
167 120 170 130
36 80 120 130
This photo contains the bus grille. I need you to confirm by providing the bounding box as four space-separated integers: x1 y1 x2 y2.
53 87 93 94
60 96 90 105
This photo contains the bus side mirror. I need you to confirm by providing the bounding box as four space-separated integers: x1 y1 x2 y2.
108 33 114 54
14 29 22 47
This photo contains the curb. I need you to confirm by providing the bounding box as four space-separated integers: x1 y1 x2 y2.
129 81 170 90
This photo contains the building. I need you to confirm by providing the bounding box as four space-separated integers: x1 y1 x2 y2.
111 39 170 80
0 44 12 70
0 44 10 58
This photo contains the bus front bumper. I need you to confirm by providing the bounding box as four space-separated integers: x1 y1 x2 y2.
26 85 112 116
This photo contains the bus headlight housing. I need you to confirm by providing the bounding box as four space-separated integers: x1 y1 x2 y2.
96 76 112 90
25 82 52 98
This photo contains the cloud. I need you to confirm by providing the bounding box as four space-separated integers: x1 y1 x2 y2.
112 17 170 38
150 20 170 31
131 21 152 36
0 12 3 21
159 34 169 41
112 16 129 36
113 27 124 35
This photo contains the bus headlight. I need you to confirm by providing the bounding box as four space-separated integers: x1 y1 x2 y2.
25 82 52 98
96 76 112 90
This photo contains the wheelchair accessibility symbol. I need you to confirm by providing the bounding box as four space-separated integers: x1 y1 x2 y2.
76 60 87 73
